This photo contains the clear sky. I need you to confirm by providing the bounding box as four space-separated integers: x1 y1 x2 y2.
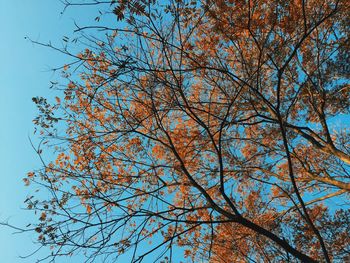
2 2 346 263
0 3 168 262
0 1 95 262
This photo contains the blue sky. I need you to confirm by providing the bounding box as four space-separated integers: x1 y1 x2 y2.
0 3 174 262
1 1 347 263
0 1 95 262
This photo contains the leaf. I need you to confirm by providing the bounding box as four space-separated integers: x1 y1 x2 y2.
86 205 92 214
113 6 125 21
39 212 47 221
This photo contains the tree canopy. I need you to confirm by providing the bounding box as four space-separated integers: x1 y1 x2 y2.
27 0 349 262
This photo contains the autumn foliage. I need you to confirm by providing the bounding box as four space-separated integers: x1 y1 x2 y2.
27 0 349 262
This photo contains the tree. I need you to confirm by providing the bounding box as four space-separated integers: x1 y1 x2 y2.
26 0 349 262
